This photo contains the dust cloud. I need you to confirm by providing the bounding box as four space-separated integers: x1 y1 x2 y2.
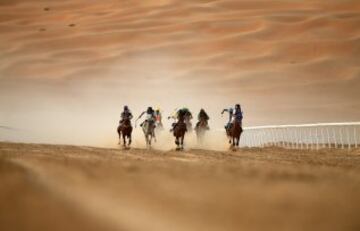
0 56 232 150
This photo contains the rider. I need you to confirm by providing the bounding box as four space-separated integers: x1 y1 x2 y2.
234 104 243 127
221 104 243 130
119 105 133 125
170 107 192 131
154 107 163 129
138 106 156 128
182 107 193 131
195 108 210 129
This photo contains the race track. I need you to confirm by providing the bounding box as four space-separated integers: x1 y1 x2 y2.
1 142 360 231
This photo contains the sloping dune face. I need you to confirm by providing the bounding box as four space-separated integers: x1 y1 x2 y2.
0 0 360 145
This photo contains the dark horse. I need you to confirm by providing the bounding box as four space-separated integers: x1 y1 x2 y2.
195 119 208 144
173 118 187 150
117 118 132 148
226 120 243 150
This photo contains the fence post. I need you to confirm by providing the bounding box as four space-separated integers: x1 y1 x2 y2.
282 128 287 148
320 127 325 149
340 127 344 149
333 127 337 148
253 131 258 147
287 128 294 149
315 127 319 150
275 128 281 147
299 128 303 149
306 128 311 149
354 126 358 149
326 127 330 148
346 126 351 150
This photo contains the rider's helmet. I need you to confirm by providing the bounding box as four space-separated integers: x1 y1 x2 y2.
124 105 129 111
200 108 205 113
155 107 161 113
235 104 241 111
147 107 154 114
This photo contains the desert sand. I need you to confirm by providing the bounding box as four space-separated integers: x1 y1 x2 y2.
1 142 360 231
1 1 360 229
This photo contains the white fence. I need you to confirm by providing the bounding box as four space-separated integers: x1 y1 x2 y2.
240 122 360 150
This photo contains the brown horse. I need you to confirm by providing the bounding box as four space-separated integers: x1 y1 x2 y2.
226 120 243 150
195 119 208 144
117 118 132 148
173 118 187 150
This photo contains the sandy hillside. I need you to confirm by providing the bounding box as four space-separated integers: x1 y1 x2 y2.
1 0 360 141
1 142 360 231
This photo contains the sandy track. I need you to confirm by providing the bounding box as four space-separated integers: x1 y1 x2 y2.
1 142 360 231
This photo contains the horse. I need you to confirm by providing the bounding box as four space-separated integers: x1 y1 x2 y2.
226 120 243 150
173 119 187 150
117 118 132 148
142 119 156 149
155 121 164 134
185 119 193 133
195 119 208 144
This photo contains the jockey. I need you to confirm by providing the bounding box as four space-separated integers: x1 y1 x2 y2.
221 104 243 130
120 105 133 125
183 107 193 122
234 104 243 126
154 107 163 129
195 108 210 129
138 106 156 127
169 107 192 131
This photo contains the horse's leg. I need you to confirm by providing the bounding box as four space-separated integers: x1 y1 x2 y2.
181 135 184 150
129 134 132 146
118 128 121 145
123 134 126 147
144 134 148 148
153 129 157 142
147 134 151 148
175 136 179 149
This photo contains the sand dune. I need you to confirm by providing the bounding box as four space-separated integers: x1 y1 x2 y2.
1 142 360 231
1 0 360 145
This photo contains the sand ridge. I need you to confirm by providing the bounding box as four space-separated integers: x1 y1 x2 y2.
1 1 360 114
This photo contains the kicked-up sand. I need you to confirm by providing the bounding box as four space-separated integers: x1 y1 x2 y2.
1 142 360 231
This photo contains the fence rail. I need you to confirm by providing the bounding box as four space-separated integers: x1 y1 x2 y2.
239 122 360 149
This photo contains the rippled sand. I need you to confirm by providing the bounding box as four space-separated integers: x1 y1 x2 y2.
1 142 360 231
0 0 360 144
1 1 360 119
